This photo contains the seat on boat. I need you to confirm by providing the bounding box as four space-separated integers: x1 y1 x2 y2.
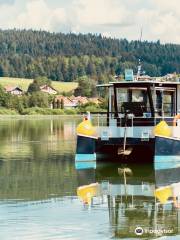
121 102 147 117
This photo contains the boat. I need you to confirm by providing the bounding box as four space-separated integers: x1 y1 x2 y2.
76 163 180 238
75 69 180 163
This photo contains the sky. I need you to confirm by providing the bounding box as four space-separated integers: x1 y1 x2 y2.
0 0 179 43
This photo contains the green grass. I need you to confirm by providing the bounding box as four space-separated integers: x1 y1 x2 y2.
21 107 77 115
0 77 78 93
52 81 78 93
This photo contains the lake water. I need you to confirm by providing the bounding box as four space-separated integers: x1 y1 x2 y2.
0 116 179 240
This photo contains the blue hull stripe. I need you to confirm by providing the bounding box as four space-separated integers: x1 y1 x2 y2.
155 155 180 170
75 161 96 170
75 153 96 162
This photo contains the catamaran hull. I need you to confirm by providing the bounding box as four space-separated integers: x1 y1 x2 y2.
75 135 155 163
154 136 180 171
75 135 97 168
95 137 155 162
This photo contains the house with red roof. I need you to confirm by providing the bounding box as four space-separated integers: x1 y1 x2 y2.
54 95 103 109
40 85 57 95
70 96 88 106
55 96 77 109
4 86 23 95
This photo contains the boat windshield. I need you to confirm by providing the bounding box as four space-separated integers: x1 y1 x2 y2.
116 87 176 117
116 88 150 116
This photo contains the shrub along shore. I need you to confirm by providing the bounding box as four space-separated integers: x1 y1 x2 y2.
0 106 106 115
0 107 75 115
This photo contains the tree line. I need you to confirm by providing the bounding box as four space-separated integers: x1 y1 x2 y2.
0 30 179 82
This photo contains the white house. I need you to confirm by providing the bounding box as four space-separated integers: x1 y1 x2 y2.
4 86 23 95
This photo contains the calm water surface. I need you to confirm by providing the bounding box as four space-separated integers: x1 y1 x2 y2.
0 116 179 240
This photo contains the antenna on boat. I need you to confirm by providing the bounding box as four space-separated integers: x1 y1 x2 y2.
137 59 142 79
136 27 143 81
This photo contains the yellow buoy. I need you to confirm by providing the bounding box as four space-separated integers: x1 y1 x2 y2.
154 186 172 204
77 183 99 205
153 120 172 137
76 119 97 137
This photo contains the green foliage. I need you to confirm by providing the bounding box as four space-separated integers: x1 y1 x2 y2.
64 108 77 115
75 76 97 97
0 108 18 115
29 92 50 108
9 95 24 114
21 107 78 115
99 98 108 109
0 85 10 108
0 83 79 115
51 109 65 115
61 91 74 97
0 85 27 113
0 90 58 115
78 102 106 113
27 79 40 93
21 107 65 115
34 76 51 87
0 29 179 82
27 76 51 94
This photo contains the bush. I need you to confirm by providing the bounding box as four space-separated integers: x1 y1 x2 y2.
64 108 77 115
78 102 106 113
21 107 50 115
0 108 18 115
29 92 50 108
21 107 39 115
21 107 65 115
81 105 100 112
51 109 65 115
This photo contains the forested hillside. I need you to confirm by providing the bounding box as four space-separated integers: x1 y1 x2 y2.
0 29 180 82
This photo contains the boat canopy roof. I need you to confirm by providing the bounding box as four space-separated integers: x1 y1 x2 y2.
96 83 113 87
97 81 180 88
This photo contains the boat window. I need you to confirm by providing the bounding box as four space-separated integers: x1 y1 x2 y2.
156 91 162 117
116 88 150 115
156 89 176 117
164 91 174 116
132 89 144 102
116 88 128 112
109 87 115 113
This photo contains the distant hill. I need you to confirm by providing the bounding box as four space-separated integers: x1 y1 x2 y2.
0 29 179 82
0 77 78 93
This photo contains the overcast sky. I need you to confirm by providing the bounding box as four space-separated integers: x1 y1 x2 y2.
0 0 179 43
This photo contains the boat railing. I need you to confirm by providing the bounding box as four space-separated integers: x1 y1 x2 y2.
82 112 178 139
87 111 176 128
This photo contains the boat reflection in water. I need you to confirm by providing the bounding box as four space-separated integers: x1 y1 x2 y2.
76 161 180 239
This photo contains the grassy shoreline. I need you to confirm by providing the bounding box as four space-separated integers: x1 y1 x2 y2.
0 114 82 119
0 108 76 115
0 107 106 116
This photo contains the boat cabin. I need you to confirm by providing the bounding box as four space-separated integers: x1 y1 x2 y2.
100 81 180 127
